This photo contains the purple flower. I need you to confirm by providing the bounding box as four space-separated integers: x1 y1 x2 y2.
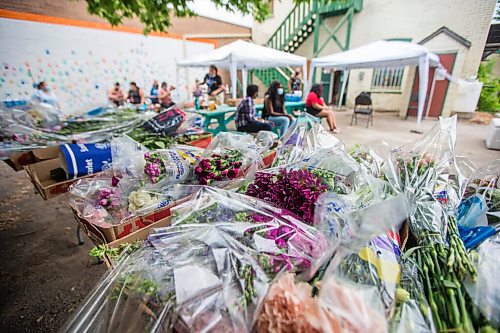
233 161 242 168
227 168 238 179
98 198 108 207
199 178 208 185
195 167 202 174
144 152 151 159
199 160 211 170
111 176 120 187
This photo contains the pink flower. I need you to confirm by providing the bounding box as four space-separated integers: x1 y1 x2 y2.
194 167 202 174
199 178 208 185
99 188 112 198
144 152 151 159
98 198 108 207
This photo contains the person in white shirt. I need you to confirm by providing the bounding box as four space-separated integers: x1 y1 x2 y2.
32 81 60 110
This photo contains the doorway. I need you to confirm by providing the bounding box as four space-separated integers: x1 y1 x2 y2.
320 69 347 105
407 52 456 117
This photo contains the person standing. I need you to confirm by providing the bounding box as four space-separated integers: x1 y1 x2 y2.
305 84 340 133
108 82 125 106
150 80 159 104
32 81 60 110
202 65 224 96
127 82 145 105
235 84 272 133
262 81 294 136
288 71 303 94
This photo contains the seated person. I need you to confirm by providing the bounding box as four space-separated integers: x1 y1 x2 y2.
235 84 272 133
158 82 175 108
305 84 340 134
262 81 294 136
127 82 145 105
108 82 125 106
32 81 60 110
150 80 159 104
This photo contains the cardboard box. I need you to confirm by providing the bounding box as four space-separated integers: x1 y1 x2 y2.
71 196 190 246
6 146 59 171
25 158 101 200
103 216 173 267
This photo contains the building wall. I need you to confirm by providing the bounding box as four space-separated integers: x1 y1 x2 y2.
252 0 496 116
0 17 213 113
0 0 252 108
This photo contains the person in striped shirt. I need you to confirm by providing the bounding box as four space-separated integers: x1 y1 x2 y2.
235 84 272 134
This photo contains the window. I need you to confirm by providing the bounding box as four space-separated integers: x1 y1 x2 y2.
371 67 405 90
370 38 411 91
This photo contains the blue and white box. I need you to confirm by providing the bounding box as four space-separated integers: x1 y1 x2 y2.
59 143 112 179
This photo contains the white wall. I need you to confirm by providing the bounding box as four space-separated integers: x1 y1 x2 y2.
0 18 213 114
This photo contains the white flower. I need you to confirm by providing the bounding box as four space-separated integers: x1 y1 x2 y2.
128 190 157 212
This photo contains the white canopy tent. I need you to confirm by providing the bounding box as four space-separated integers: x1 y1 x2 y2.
309 40 442 128
178 39 308 99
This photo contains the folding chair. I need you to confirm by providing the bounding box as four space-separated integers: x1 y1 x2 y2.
351 93 373 127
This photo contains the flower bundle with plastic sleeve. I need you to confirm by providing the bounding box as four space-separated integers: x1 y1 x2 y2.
63 186 333 332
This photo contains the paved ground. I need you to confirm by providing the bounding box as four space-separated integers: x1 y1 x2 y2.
332 112 499 167
0 111 497 332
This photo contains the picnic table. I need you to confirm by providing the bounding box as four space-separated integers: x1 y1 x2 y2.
186 101 306 134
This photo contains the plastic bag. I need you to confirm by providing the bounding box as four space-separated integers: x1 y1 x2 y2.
69 174 191 227
63 187 332 332
168 186 332 280
272 113 343 168
193 132 264 186
141 106 186 136
256 272 388 333
464 233 500 326
390 258 436 333
111 135 202 191
388 116 461 242
458 159 500 227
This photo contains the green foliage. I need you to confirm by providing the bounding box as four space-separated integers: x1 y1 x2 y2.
477 59 500 113
81 0 271 34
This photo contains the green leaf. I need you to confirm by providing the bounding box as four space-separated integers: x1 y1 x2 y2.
82 0 273 34
154 141 166 149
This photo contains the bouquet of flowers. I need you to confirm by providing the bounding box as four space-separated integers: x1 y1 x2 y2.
110 135 202 190
387 117 493 332
271 113 343 168
0 103 144 156
63 187 332 332
69 174 184 227
193 132 267 187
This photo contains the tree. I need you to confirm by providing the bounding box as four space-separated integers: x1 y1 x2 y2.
81 0 271 34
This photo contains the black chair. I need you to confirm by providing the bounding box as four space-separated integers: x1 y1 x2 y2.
351 93 373 127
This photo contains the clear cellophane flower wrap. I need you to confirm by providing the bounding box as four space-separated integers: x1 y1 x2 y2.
458 159 499 227
387 116 467 242
0 103 143 152
387 117 487 332
243 148 390 225
390 257 436 333
271 113 343 168
111 135 203 191
62 186 332 332
242 148 357 224
255 180 408 333
193 132 266 186
463 233 500 327
69 173 192 227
